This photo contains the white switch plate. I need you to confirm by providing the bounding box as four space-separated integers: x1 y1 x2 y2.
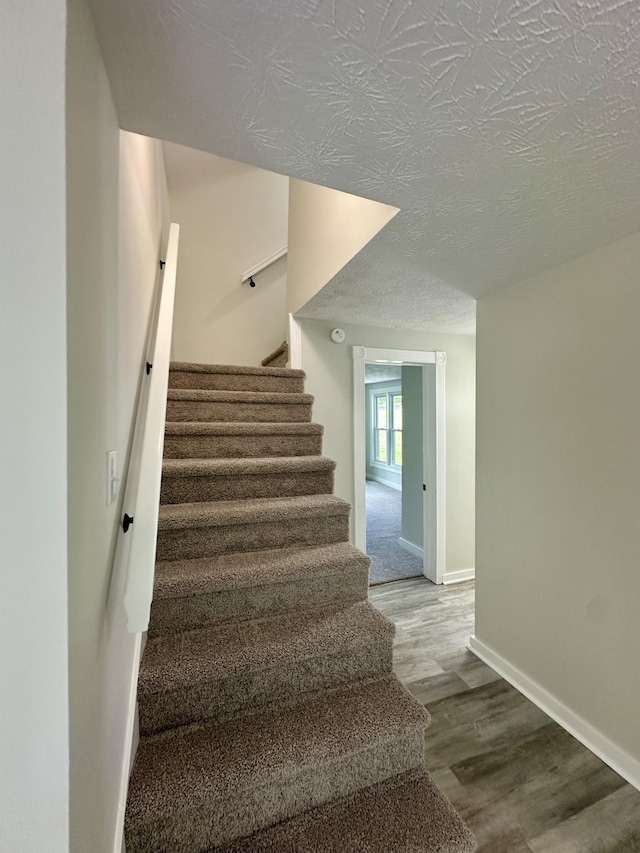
106 450 118 505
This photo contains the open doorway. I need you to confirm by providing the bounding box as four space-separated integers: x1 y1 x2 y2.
364 364 423 583
353 347 446 586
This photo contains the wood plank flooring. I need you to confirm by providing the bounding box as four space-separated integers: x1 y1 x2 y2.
369 577 640 853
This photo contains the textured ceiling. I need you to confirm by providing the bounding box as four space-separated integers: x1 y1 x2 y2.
92 0 640 333
365 364 402 384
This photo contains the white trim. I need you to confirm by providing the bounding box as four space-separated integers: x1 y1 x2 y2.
367 472 401 490
353 349 367 548
113 632 142 853
123 223 179 633
111 223 180 853
442 568 475 584
369 384 403 471
398 537 424 560
353 346 446 583
421 352 446 584
241 245 287 283
434 353 446 585
364 348 437 365
370 460 402 475
288 313 302 369
469 636 640 792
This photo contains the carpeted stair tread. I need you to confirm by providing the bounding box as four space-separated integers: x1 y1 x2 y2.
167 388 313 423
160 456 336 504
154 542 369 600
167 388 313 405
155 495 351 561
163 421 324 459
149 543 371 636
125 675 429 852
158 494 350 530
162 455 335 478
170 361 304 379
218 769 477 853
170 362 303 393
164 421 323 437
138 601 394 733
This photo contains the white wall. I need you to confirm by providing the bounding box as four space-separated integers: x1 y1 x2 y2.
301 320 475 573
288 179 399 316
401 366 424 549
164 142 288 367
0 3 70 851
476 230 640 774
66 1 170 850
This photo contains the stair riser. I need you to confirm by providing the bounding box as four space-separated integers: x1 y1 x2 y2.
160 470 334 504
139 644 393 735
156 515 350 562
125 730 425 852
163 433 323 459
169 371 303 393
166 400 312 423
148 569 369 638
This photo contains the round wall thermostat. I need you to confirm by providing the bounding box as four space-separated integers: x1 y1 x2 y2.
330 328 345 344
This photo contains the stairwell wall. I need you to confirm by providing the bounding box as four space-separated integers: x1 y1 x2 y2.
164 142 289 367
1 3 70 851
288 179 399 316
475 230 640 776
300 319 476 575
67 1 170 850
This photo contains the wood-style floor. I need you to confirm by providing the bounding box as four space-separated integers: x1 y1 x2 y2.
369 577 640 853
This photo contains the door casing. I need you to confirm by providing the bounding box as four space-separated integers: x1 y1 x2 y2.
352 346 446 584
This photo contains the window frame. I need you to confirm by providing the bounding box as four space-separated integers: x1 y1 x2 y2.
371 386 402 470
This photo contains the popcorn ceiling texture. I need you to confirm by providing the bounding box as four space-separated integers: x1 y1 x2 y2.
92 0 640 332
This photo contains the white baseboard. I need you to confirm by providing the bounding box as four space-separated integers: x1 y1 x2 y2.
442 567 475 585
398 537 423 560
366 474 401 491
469 635 640 792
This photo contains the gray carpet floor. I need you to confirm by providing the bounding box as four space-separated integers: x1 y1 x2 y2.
366 480 424 585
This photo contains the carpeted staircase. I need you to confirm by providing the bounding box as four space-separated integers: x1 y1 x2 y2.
125 361 476 852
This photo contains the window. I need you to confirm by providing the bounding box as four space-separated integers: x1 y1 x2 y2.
373 389 402 467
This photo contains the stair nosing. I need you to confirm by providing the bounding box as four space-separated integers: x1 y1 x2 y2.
158 494 350 530
161 456 335 477
167 389 313 403
164 421 323 436
170 361 304 378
